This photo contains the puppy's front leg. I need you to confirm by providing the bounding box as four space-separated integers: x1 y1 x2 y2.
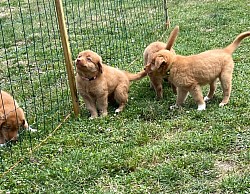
83 96 98 118
96 94 108 117
149 75 163 99
170 87 188 109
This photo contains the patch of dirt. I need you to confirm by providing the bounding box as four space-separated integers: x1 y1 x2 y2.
214 160 236 181
0 6 16 19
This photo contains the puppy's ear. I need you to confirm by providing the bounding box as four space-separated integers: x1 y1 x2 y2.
97 61 103 73
154 56 167 70
0 114 6 128
96 55 103 73
22 119 29 129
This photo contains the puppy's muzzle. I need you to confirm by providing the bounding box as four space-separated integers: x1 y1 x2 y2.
10 135 18 144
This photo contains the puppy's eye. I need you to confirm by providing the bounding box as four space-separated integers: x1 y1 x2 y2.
2 125 9 131
86 57 92 62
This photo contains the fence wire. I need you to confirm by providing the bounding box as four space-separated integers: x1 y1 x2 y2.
64 0 166 69
0 0 166 173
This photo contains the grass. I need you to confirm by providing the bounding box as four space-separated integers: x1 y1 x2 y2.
0 0 250 193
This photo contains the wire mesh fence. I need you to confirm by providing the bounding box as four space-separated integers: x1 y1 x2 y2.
0 0 167 173
64 0 167 69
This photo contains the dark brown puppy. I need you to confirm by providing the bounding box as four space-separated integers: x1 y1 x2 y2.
76 50 147 118
143 25 179 98
146 31 250 110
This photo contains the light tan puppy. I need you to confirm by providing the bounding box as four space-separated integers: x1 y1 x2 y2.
143 25 179 98
0 90 35 146
76 50 147 118
146 31 250 110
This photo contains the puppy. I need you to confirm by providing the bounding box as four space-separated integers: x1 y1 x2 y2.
143 25 179 98
146 31 250 110
0 90 36 146
76 50 147 118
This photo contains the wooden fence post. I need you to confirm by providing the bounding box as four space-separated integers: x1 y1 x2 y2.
163 0 170 28
54 0 80 117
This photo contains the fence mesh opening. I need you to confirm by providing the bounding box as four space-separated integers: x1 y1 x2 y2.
0 0 167 173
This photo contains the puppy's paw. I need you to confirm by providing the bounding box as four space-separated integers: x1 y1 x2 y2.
197 103 206 111
28 126 37 132
115 109 121 114
219 102 226 107
100 112 108 117
89 115 98 119
204 96 211 102
0 143 6 147
170 104 179 110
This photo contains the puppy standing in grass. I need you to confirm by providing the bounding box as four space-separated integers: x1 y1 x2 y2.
76 50 147 118
146 31 250 110
0 90 36 146
143 25 179 98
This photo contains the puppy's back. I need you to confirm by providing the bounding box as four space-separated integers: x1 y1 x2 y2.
0 90 28 129
0 90 17 109
104 64 130 82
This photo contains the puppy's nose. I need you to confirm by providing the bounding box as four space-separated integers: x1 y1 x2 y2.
76 59 81 65
11 137 18 143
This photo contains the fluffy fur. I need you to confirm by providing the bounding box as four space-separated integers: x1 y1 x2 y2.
143 25 179 98
76 50 147 118
0 90 35 145
146 31 250 110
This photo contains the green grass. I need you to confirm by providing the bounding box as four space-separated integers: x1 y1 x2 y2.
1 0 250 193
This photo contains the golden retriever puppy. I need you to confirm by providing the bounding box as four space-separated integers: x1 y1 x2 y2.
0 90 36 146
146 31 250 110
76 50 147 118
143 25 179 98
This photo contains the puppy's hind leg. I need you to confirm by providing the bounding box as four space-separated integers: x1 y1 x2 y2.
219 70 233 107
204 79 217 102
114 85 129 113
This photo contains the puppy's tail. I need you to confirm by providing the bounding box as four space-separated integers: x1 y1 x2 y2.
125 70 148 81
165 25 179 50
224 31 250 54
